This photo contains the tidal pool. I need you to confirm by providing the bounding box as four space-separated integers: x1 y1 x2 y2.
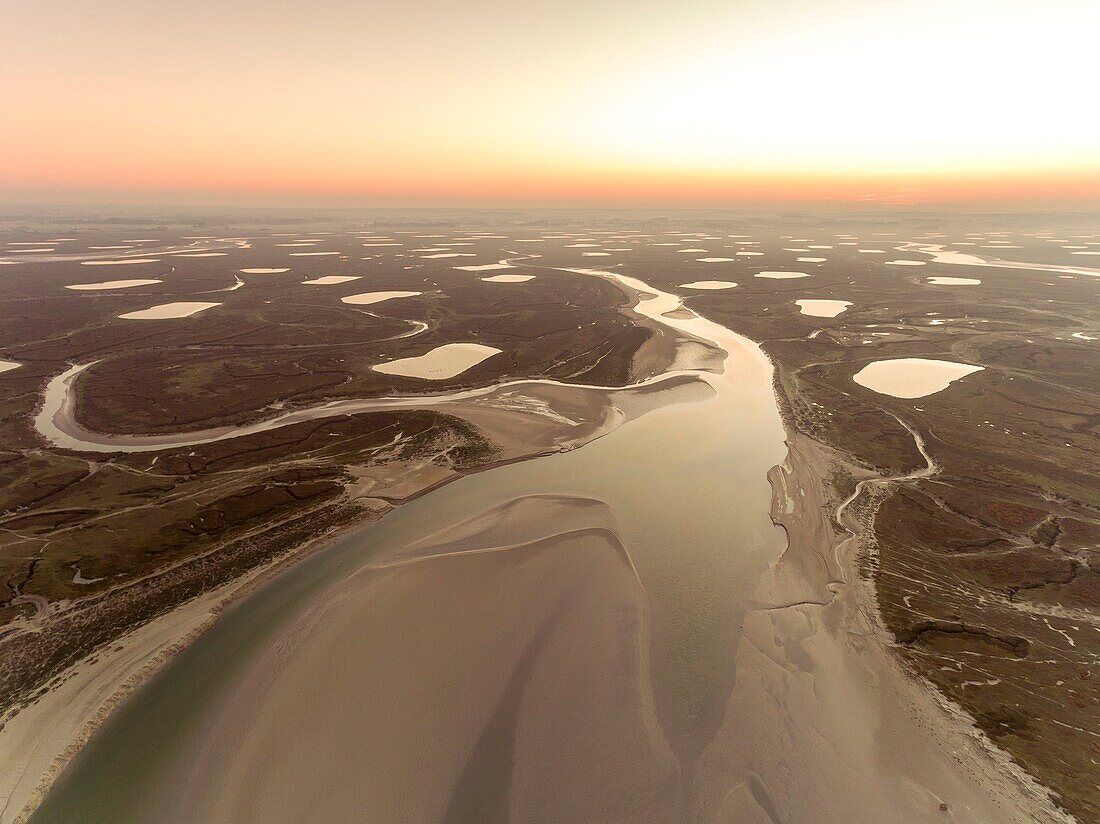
372 343 501 379
118 302 221 320
853 358 984 398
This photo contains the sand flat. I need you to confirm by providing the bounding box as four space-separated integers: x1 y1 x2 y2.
341 290 422 306
480 274 535 283
119 302 221 320
853 358 984 398
795 299 851 317
302 276 362 285
755 271 809 280
0 360 20 374
927 276 981 285
65 279 162 291
455 263 513 271
240 268 290 274
79 259 159 266
680 280 738 290
372 343 500 379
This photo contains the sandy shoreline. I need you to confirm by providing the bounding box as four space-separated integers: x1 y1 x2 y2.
0 386 641 823
695 429 1070 822
0 517 350 824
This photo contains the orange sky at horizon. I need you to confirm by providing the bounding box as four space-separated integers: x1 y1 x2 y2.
3 0 1099 209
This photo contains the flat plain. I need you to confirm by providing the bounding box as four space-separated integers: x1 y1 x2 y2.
0 211 1096 823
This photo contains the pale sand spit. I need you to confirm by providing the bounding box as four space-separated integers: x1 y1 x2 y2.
372 343 500 379
853 358 984 398
680 280 738 290
795 299 851 317
79 259 159 266
119 302 221 320
480 274 535 283
65 279 163 291
302 276 362 285
927 276 981 285
341 291 422 306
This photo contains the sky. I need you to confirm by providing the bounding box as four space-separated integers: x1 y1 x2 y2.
3 0 1099 209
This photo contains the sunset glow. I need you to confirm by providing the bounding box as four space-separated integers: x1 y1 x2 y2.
3 0 1099 207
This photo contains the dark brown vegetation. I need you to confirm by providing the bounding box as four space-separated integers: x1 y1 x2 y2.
0 230 650 726
1 215 1096 819
618 222 1099 821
